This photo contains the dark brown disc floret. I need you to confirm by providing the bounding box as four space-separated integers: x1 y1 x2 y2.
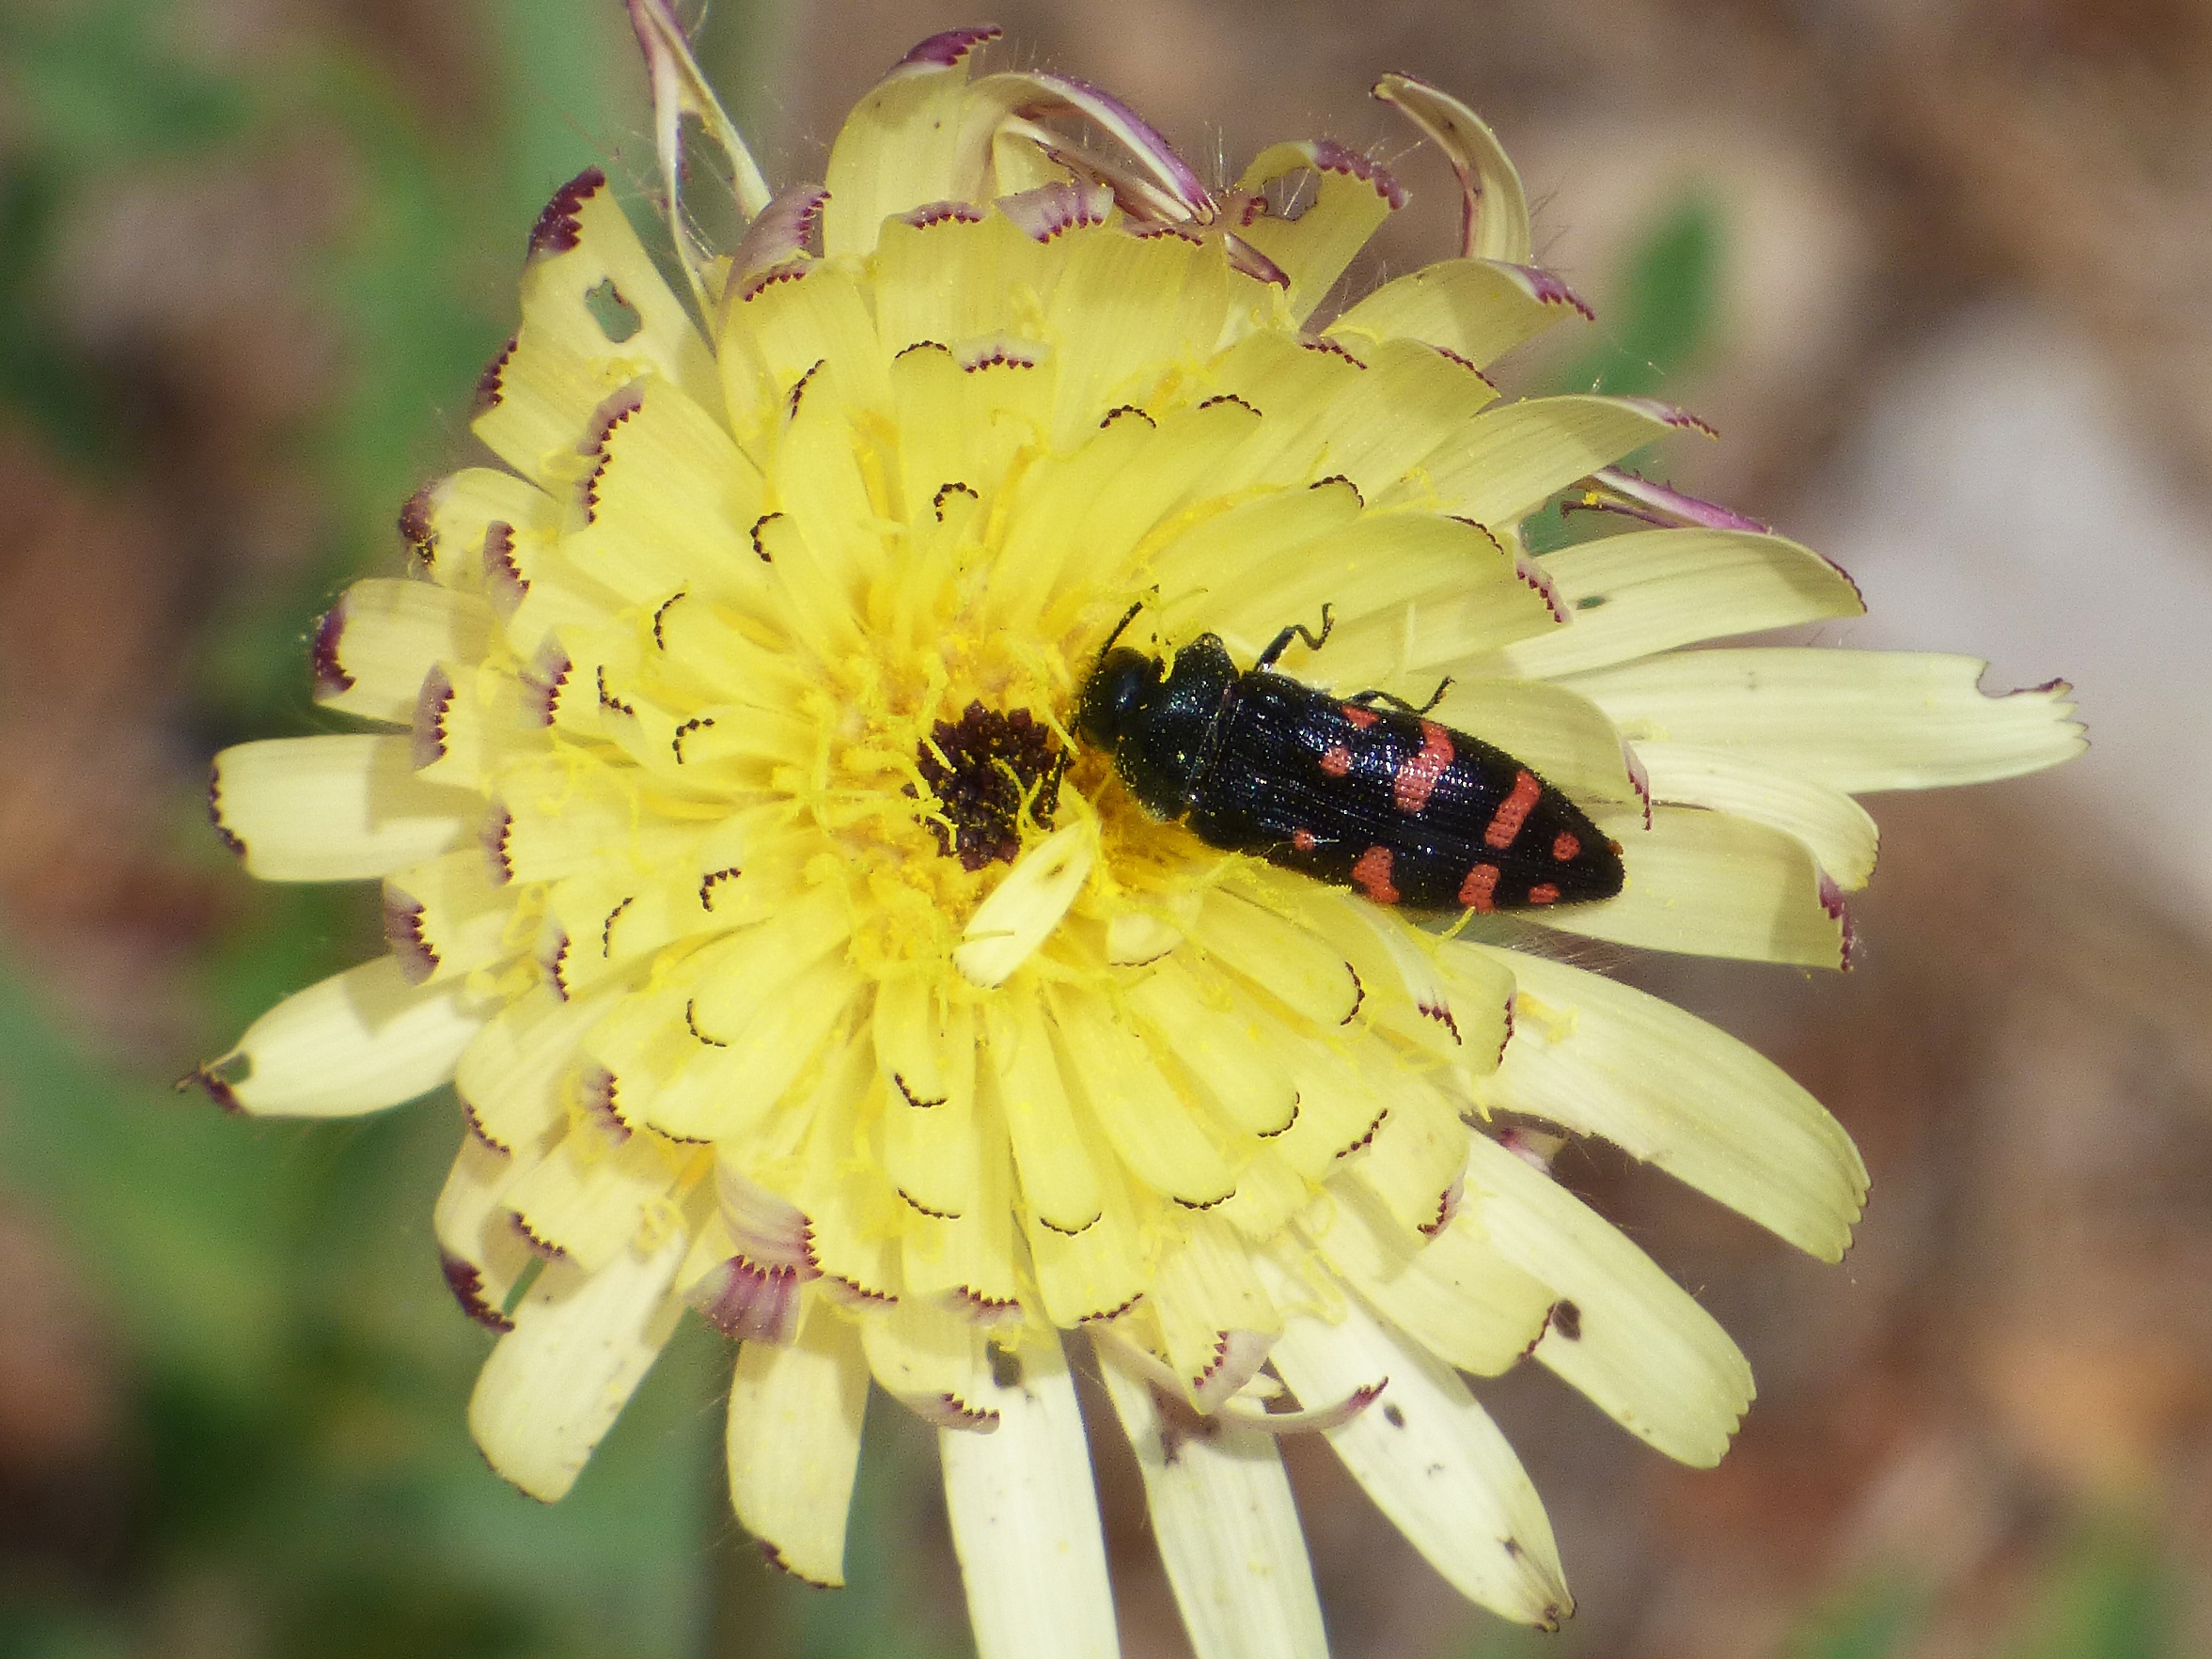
910 702 1067 870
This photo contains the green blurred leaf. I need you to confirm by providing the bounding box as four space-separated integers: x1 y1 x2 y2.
1785 1576 1922 1659
1549 194 1722 400
2005 1519 2173 1659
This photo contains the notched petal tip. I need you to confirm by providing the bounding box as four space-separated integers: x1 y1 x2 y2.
473 336 517 416
731 182 830 280
688 1256 804 1342
759 1539 841 1590
527 166 608 259
411 666 457 770
1305 137 1409 210
442 1250 517 1331
1187 1329 1275 1413
206 762 246 861
1820 874 1856 972
895 199 985 230
382 889 437 983
308 604 353 702
898 1389 1004 1432
177 1056 245 1113
997 180 1115 243
896 23 1003 70
1613 397 1719 438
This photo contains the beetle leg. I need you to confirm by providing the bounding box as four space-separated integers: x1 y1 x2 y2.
1347 675 1453 716
1256 603 1334 672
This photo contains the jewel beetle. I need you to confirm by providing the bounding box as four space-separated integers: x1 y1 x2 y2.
1075 606 1624 911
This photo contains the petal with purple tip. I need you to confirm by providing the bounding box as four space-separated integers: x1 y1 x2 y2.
1372 72 1531 264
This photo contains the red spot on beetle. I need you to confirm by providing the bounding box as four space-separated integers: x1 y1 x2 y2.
1393 720 1454 814
1458 863 1499 911
1350 845 1399 903
1341 704 1378 729
1319 743 1353 777
1527 884 1561 905
1551 831 1581 862
1483 769 1542 850
1292 828 1317 852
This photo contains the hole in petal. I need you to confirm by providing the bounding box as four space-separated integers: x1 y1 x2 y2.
583 277 642 343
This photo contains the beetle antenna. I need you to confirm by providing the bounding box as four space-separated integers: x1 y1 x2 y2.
1099 598 1147 656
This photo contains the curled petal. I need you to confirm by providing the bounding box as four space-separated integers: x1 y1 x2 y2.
1372 71 1531 264
690 1256 806 1343
1219 1377 1388 1434
1588 466 1771 533
626 0 774 304
717 1162 818 1271
730 182 828 281
973 70 1215 222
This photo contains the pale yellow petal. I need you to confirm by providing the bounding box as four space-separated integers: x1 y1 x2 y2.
384 850 522 985
467 1229 686 1502
1634 741 1881 889
1232 140 1403 322
729 1307 870 1586
1462 1132 1754 1467
1372 73 1531 263
432 1131 536 1331
822 43 994 258
514 166 722 415
1461 942 1866 1260
940 1335 1119 1659
1097 1342 1328 1659
211 735 479 883
1477 530 1864 681
1569 648 2087 791
202 956 485 1118
1538 805 1850 969
1400 395 1686 528
859 1297 1001 1428
1268 1278 1570 1627
1303 1180 1553 1375
455 981 619 1153
1189 888 1360 1028
1328 257 1587 369
501 1123 684 1272
1052 986 1236 1207
314 579 494 725
955 822 1097 989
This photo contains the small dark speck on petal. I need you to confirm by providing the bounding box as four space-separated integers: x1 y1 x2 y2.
1383 1402 1406 1429
1551 1299 1583 1341
988 1346 1024 1390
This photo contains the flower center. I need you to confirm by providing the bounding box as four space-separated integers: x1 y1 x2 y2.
911 701 1068 870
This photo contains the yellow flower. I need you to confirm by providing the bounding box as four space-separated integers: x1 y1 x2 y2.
191 11 2082 1654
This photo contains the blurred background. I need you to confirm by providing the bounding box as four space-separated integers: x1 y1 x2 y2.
0 0 2206 1654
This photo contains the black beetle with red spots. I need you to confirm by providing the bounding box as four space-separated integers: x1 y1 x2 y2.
1076 610 1623 912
